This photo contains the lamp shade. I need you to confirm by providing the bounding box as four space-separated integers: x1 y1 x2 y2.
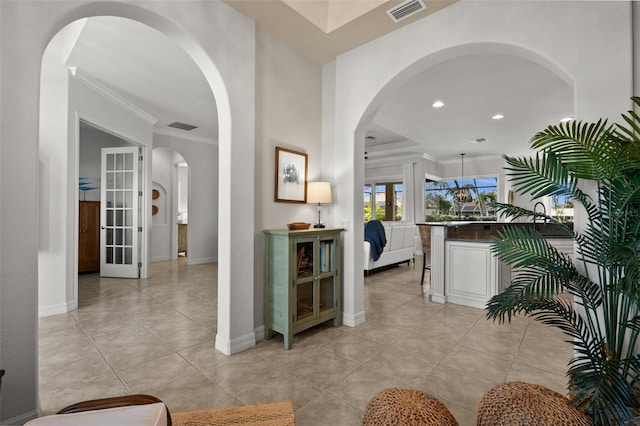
307 182 332 204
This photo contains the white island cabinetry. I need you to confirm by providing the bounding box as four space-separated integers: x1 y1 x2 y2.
423 221 573 309
446 240 498 309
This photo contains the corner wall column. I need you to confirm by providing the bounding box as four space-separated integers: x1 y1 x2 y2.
430 225 446 303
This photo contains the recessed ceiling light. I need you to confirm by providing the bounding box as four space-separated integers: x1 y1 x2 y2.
560 117 574 123
492 114 504 120
432 100 444 108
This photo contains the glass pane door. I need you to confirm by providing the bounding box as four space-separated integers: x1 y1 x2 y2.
100 146 139 278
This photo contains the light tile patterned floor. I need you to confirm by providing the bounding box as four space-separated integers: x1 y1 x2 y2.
38 260 572 425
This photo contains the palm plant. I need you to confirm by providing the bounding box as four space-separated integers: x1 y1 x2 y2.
487 97 640 425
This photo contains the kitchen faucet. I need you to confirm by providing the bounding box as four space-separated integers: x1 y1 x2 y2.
533 201 547 227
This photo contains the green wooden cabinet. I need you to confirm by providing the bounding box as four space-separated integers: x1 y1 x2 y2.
263 228 343 349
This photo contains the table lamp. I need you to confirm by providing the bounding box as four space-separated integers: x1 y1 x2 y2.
307 182 332 228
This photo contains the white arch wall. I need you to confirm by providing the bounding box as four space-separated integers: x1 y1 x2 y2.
326 1 633 327
254 29 325 333
0 1 255 422
151 147 176 261
153 134 219 265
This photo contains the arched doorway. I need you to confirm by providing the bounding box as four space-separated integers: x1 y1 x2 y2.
39 14 220 301
34 2 255 364
11 5 255 419
151 147 196 263
3 0 258 417
339 42 576 327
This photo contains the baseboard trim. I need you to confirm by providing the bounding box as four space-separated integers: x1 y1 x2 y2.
341 310 365 327
254 325 265 341
215 330 256 355
431 294 447 304
446 295 486 309
187 257 217 265
152 255 172 262
39 301 72 317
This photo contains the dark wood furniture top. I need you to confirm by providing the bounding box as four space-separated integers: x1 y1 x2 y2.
57 394 172 426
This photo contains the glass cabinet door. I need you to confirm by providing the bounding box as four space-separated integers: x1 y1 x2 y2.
318 237 336 315
318 238 335 273
294 235 338 323
318 277 335 314
296 281 314 322
295 240 314 279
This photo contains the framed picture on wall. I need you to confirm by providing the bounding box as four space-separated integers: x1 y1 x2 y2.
275 147 308 203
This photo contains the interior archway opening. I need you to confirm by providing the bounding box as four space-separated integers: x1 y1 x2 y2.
354 41 575 315
37 10 228 412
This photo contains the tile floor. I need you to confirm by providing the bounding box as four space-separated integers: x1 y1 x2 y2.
38 259 573 425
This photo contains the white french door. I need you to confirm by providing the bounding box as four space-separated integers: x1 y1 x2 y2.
100 146 140 278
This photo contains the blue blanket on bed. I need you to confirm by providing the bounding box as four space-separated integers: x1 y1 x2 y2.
364 220 387 261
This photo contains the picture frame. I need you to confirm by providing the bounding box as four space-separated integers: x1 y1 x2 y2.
275 147 308 203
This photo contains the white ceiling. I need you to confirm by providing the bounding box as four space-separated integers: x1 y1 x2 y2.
367 53 573 163
63 2 573 167
66 16 217 142
221 0 456 64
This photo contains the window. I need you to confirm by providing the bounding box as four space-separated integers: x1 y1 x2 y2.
551 195 574 223
364 182 403 221
364 184 373 221
425 177 497 221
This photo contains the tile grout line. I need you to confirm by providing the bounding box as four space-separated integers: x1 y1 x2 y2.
69 311 133 395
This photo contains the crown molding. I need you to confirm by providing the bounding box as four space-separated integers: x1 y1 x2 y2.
69 67 158 125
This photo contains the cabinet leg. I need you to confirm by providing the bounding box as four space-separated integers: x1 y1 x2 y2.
284 333 293 350
265 327 273 340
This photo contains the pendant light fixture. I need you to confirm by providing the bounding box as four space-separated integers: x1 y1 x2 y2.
454 153 471 216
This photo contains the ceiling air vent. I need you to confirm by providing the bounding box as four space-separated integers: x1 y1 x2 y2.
168 121 197 131
386 0 426 23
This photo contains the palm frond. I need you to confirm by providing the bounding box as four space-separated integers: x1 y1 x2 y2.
615 97 640 143
527 299 637 425
485 283 536 323
613 97 640 168
486 98 640 423
529 118 618 180
529 298 592 341
569 275 603 312
493 203 535 222
503 152 577 200
569 357 638 425
491 226 573 273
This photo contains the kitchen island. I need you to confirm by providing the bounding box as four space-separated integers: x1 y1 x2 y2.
420 221 573 308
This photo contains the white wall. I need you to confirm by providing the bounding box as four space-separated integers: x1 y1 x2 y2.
365 163 403 183
427 156 504 183
151 147 174 260
254 29 324 331
79 125 130 202
153 133 218 265
177 163 189 215
328 1 633 330
38 30 73 320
